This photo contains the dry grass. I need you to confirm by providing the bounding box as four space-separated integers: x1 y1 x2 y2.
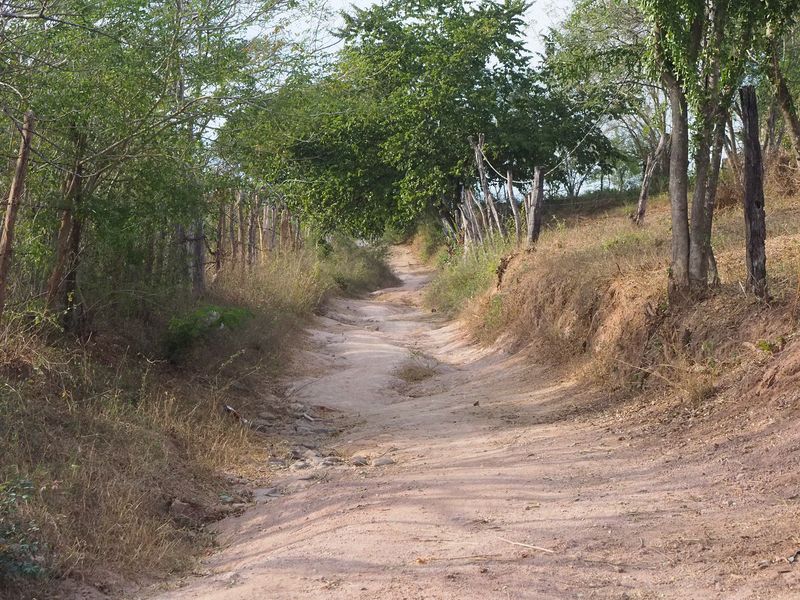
394 353 438 383
429 168 800 406
0 241 395 597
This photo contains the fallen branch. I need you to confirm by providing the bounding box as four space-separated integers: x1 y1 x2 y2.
497 537 555 553
415 553 503 564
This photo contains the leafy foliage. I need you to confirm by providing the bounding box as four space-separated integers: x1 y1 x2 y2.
0 479 43 581
165 306 253 360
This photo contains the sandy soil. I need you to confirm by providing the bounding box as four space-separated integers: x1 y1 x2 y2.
139 247 800 600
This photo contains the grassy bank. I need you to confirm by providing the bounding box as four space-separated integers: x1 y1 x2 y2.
0 239 394 597
425 182 800 406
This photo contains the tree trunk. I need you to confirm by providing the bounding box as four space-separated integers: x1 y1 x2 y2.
526 167 544 246
229 194 239 264
633 133 667 225
0 111 34 320
47 167 83 311
698 113 727 288
247 204 257 266
688 120 713 289
664 73 691 301
724 116 742 185
506 169 521 242
61 213 83 331
471 134 504 236
270 204 278 250
769 43 800 169
191 219 205 296
215 198 225 273
740 85 768 299
237 191 246 265
467 188 487 241
463 188 483 245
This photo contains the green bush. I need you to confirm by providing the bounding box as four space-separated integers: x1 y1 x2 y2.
164 305 252 360
321 237 397 295
0 478 43 582
425 242 511 316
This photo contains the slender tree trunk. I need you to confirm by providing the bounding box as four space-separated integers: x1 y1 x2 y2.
459 208 471 257
762 99 779 164
724 116 742 185
463 188 484 245
229 195 238 264
215 197 225 273
664 73 691 301
471 134 504 236
467 189 488 241
701 114 726 287
261 202 270 255
740 86 768 298
0 111 34 320
237 191 246 266
506 169 521 242
270 204 278 250
633 133 667 225
47 166 83 310
191 219 205 296
526 167 544 246
769 43 800 169
247 205 256 266
61 214 83 330
688 117 714 289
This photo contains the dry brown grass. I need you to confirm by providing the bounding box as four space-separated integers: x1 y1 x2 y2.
394 353 438 383
437 168 800 407
0 242 395 597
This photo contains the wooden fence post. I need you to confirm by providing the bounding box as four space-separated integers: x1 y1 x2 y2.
740 85 768 298
526 166 544 246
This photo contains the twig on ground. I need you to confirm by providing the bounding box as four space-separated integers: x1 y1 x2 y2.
416 553 503 563
497 537 555 553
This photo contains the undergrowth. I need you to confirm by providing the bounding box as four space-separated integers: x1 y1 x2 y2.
0 239 394 597
424 240 512 316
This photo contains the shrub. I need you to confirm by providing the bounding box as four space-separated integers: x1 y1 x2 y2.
0 478 43 582
425 241 511 316
164 305 252 360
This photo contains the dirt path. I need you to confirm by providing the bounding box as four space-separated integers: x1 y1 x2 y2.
142 248 799 600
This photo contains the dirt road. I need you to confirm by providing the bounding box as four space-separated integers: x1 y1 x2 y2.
143 248 800 599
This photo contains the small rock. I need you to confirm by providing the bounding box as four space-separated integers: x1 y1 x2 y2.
351 456 369 466
219 494 234 504
473 401 480 407
372 456 395 467
290 460 312 471
321 456 343 467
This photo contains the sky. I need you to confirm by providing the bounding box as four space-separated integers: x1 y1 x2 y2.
319 0 572 60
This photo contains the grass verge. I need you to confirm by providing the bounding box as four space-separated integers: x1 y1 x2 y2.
0 239 395 598
426 178 800 404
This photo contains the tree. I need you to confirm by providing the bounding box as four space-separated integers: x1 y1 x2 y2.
0 0 300 325
639 0 798 299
